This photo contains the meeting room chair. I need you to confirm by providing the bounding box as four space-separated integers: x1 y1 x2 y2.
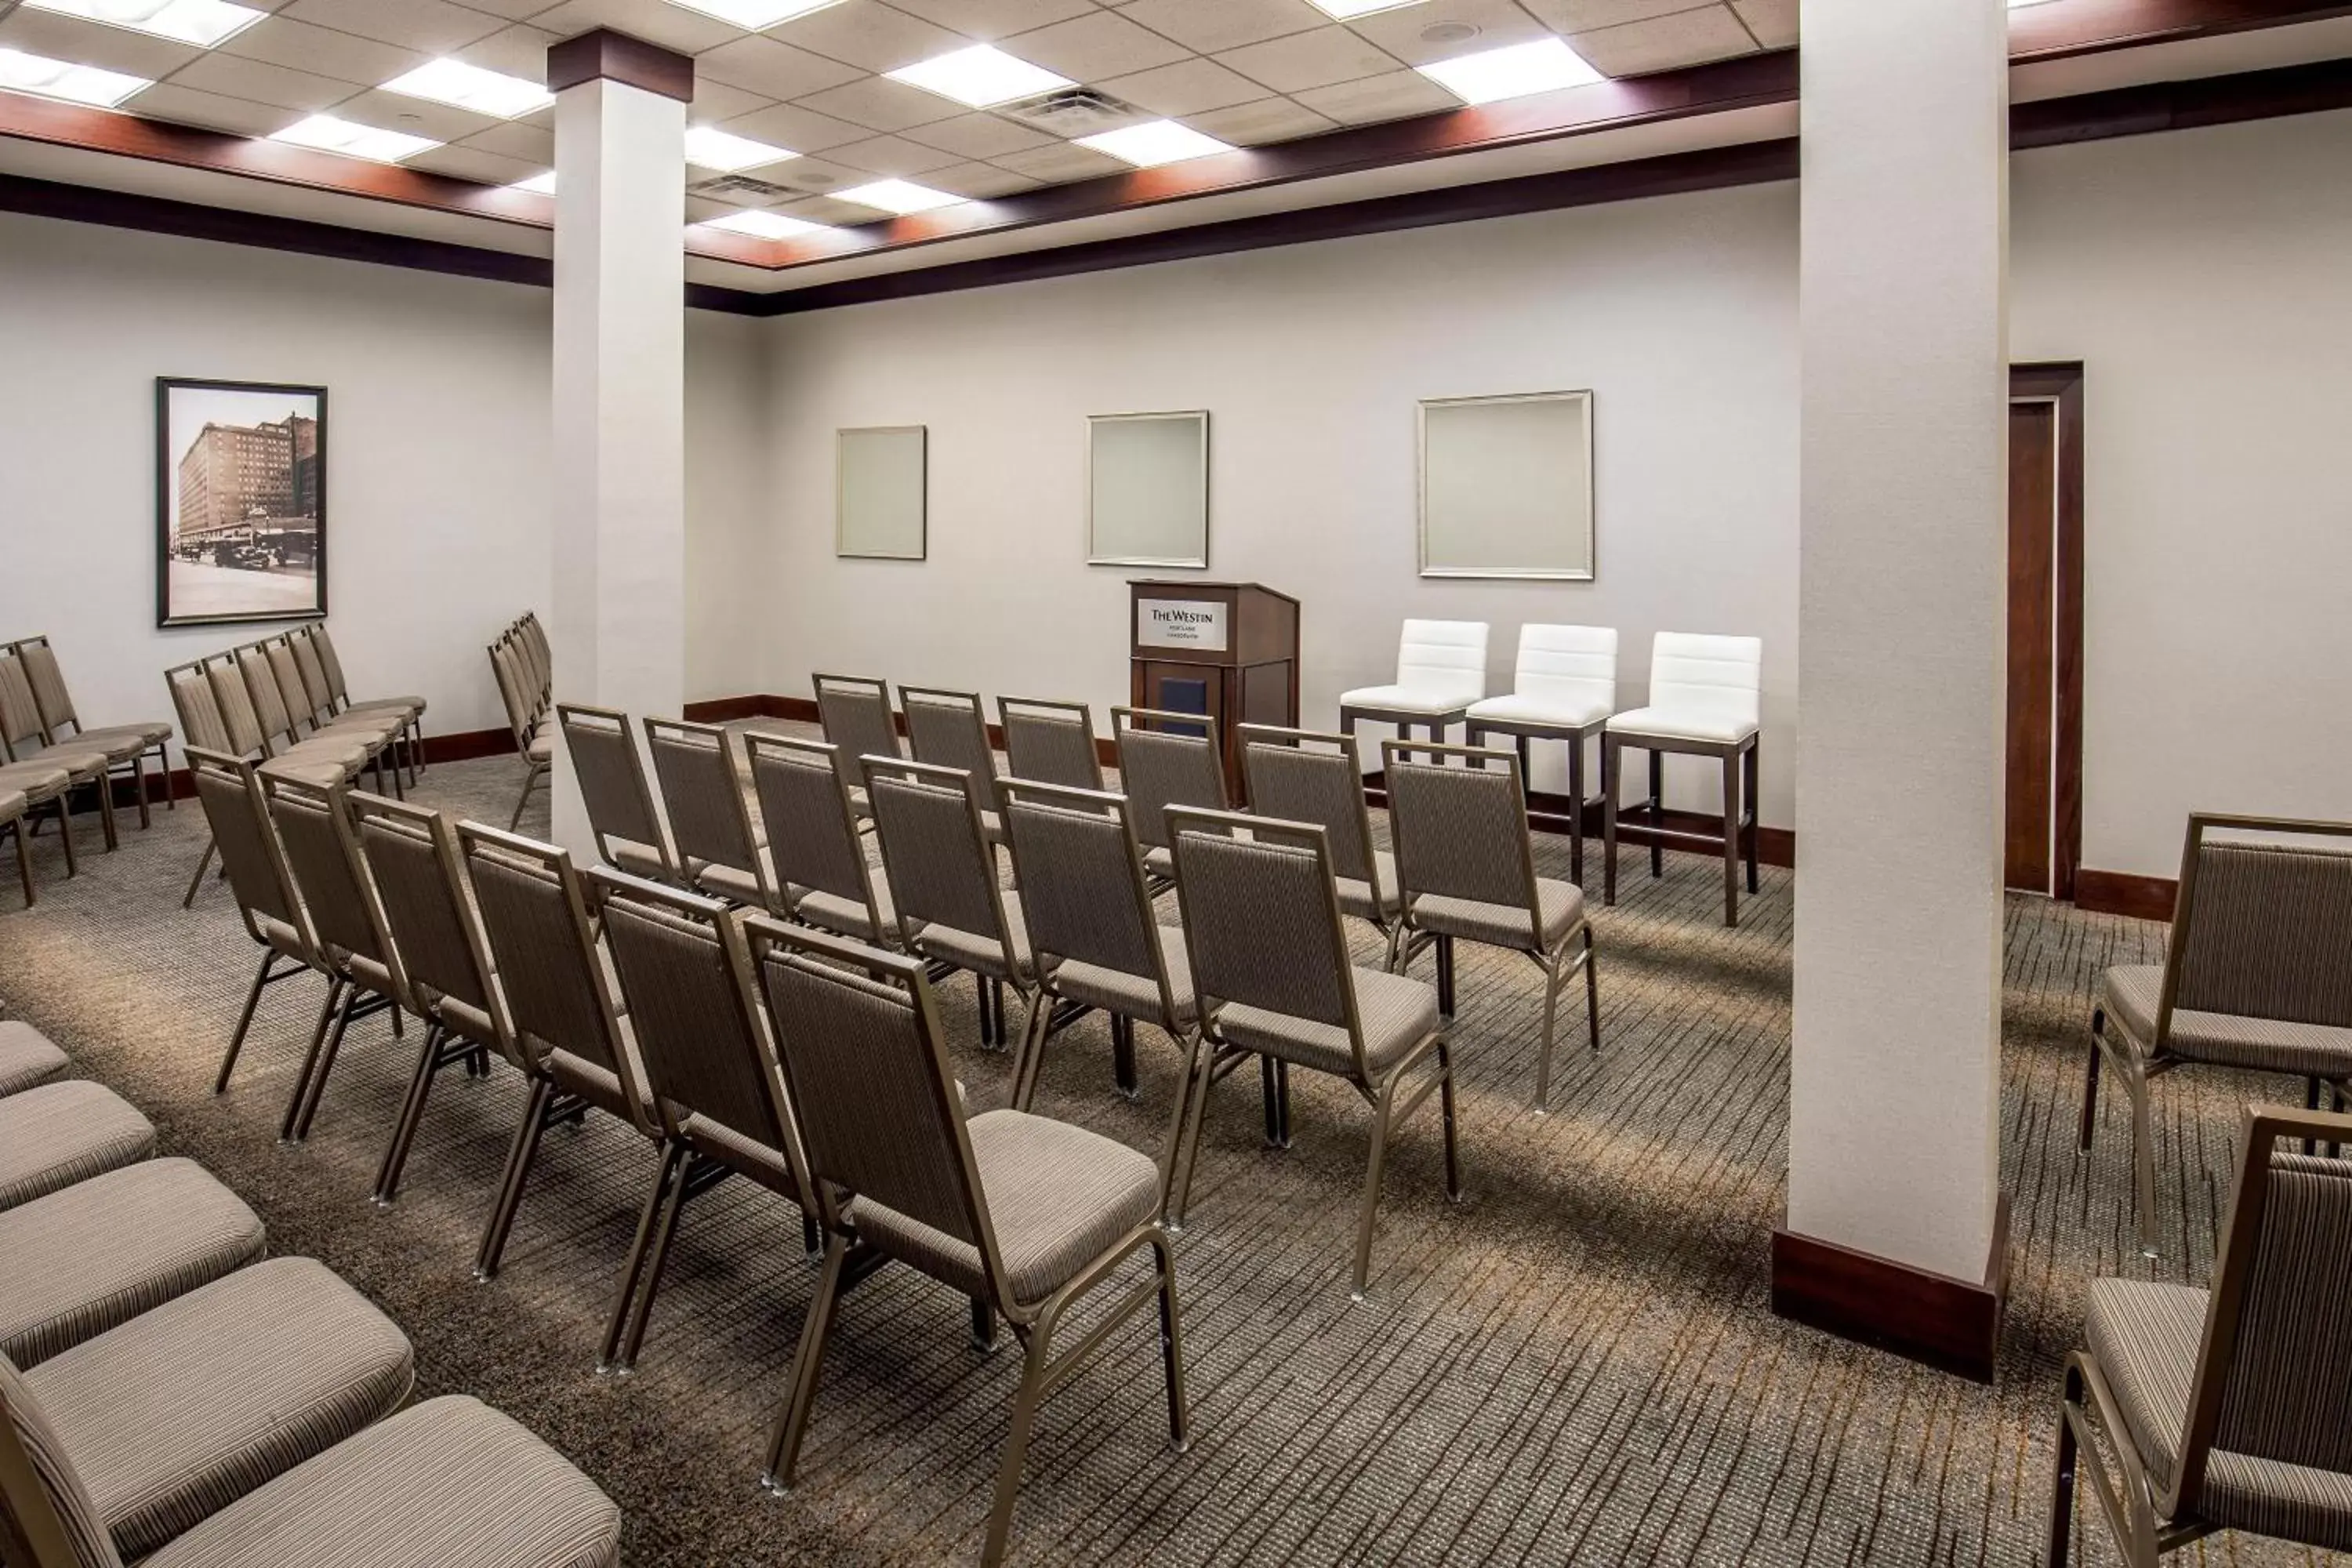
861 756 1038 1053
2082 813 2352 1256
239 640 401 798
0 787 31 909
812 673 901 804
1111 706 1229 888
555 702 678 883
1240 724 1400 955
585 870 818 1374
1337 619 1490 765
1382 740 1601 1112
1165 805 1459 1295
456 822 662 1287
1465 624 1618 885
742 731 895 945
0 649 114 856
902 685 1007 844
747 921 1187 1568
303 622 428 776
2049 1101 2352 1568
998 779 1195 1110
1604 631 1764 927
9 635 172 830
169 657 351 907
488 636 550 829
0 755 72 892
998 696 1106 793
643 715 771 907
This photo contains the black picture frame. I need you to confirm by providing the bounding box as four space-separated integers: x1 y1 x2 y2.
155 376 329 629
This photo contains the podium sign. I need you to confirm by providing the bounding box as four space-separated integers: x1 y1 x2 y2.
1128 579 1300 800
1136 598 1229 652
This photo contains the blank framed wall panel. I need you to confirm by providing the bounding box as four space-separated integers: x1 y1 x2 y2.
1088 410 1209 568
1418 390 1595 579
837 425 927 560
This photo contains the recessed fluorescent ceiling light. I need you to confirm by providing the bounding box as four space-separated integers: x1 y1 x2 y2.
22 0 263 48
1417 37 1602 104
834 179 961 214
0 47 147 107
383 59 552 119
886 45 1069 109
270 113 440 163
683 125 795 172
510 170 557 194
666 0 844 26
699 209 830 239
1305 0 1427 15
2007 0 2063 7
1076 118 1235 168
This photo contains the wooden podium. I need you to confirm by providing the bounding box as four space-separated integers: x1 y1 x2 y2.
1128 579 1299 800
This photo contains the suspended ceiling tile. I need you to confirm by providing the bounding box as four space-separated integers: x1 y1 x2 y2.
1345 0 1555 67
1214 25 1397 93
992 136 1128 181
897 109 1057 159
1098 56 1269 116
217 13 429 86
766 0 974 73
1568 3 1756 76
403 141 545 184
1184 93 1335 144
826 131 966 175
122 82 296 138
920 158 1046 197
1111 0 1327 55
0 8 205 80
166 49 364 112
522 0 739 56
695 34 865 100
1730 0 1795 49
715 99 874 154
795 73 968 132
459 117 557 161
1292 66 1457 123
449 24 564 84
1005 9 1189 79
334 85 502 143
892 0 1098 39
1523 0 1722 30
277 0 508 55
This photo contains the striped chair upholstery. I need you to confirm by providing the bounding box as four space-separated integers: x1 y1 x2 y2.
901 687 1004 842
0 1082 155 1212
0 1020 67 1098
864 760 1033 991
998 698 1104 793
812 673 901 770
1240 727 1396 931
11 637 170 832
642 717 768 907
553 705 673 882
1112 711 1226 878
743 733 894 945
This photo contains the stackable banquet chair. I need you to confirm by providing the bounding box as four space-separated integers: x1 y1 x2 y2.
1110 707 1227 890
643 716 770 906
997 697 1105 793
9 636 172 830
554 703 677 882
742 732 895 945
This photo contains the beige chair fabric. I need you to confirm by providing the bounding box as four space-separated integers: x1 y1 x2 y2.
998 697 1105 793
9 637 171 833
0 651 113 856
554 704 675 882
1111 709 1227 880
0 1020 68 1098
642 717 768 906
742 732 894 943
0 1082 155 1212
811 673 900 779
1240 726 1397 932
901 687 1005 842
0 785 34 906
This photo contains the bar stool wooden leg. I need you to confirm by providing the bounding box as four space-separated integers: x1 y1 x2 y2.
1647 749 1664 879
1567 729 1587 887
1743 738 1761 895
1720 750 1740 927
1602 734 1620 906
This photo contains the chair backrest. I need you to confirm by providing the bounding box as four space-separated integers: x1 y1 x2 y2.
350 793 510 1061
900 686 997 786
456 823 639 1109
311 623 353 704
205 655 271 758
0 651 49 755
0 1353 127 1568
2172 1105 2352 1510
748 921 998 1279
1000 781 1170 1014
11 639 79 736
235 642 303 747
998 697 1104 792
1381 740 1541 920
1646 632 1762 730
488 639 535 746
2164 816 2352 1033
589 870 804 1185
262 775 403 1000
1239 726 1378 887
1167 806 1363 1073
1511 623 1618 713
287 626 337 718
1392 619 1489 705
555 704 673 876
514 615 550 705
643 717 767 904
1112 708 1226 852
744 733 875 916
184 746 308 953
861 758 1011 956
813 673 900 767
264 638 322 730
166 665 235 758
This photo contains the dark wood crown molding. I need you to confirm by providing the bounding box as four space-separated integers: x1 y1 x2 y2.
545 29 696 105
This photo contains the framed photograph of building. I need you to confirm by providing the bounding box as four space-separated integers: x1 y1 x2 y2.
155 378 328 628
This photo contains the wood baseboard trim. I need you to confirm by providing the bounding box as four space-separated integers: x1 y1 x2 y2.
2073 867 2177 921
1771 1194 2011 1383
129 724 514 807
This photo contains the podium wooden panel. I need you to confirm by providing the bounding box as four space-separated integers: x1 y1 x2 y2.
1128 579 1299 800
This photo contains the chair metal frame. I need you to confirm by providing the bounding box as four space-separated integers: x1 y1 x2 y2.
0 646 114 858
1239 724 1398 949
811 672 902 785
900 684 1006 840
487 631 546 829
641 714 771 908
554 702 680 883
2049 1102 2352 1568
997 696 1107 793
744 920 1191 1568
301 621 427 782
7 633 172 832
1110 706 1228 891
742 730 894 942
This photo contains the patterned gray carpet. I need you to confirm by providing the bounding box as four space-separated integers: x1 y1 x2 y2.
0 748 2338 1567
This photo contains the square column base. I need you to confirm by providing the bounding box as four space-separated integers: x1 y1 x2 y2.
1769 1194 2011 1382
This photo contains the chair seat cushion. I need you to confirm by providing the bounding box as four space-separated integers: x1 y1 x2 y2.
1410 877 1585 953
0 1080 155 1211
0 1020 68 1098
853 1109 1158 1307
681 1112 801 1199
1336 849 1401 922
1338 684 1474 717
22 744 108 779
26 1256 413 1562
0 1158 266 1367
526 731 554 763
0 760 73 802
1047 924 1195 1027
2100 966 2352 1080
255 753 354 791
52 729 150 764
1605 706 1758 745
1214 967 1439 1081
2086 1276 2352 1551
790 877 895 945
343 695 426 717
1465 692 1612 730
142 1396 620 1568
67 722 172 753
0 788 23 826
914 891 1034 984
605 838 671 882
690 859 764 906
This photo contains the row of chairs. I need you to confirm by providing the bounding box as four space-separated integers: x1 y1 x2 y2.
165 621 426 908
0 637 176 906
1338 621 1766 924
488 612 552 829
0 1017 622 1568
180 753 1179 1566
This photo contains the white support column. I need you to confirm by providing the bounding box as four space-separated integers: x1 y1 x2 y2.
1787 0 2009 1303
546 31 689 860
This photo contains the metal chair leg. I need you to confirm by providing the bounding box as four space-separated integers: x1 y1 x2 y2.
9 819 30 908
2048 1363 2082 1568
600 1141 687 1374
1438 1039 1461 1203
279 978 349 1143
1583 927 1601 1055
2078 1016 2104 1152
1352 1075 1401 1301
1150 1229 1192 1450
2129 1064 2158 1259
372 1022 448 1205
1533 946 1563 1113
52 797 74 878
763 1231 851 1488
1602 735 1620 906
980 1324 1057 1568
1112 1013 1138 1100
615 1152 698 1371
1167 1039 1216 1230
180 835 216 908
475 1076 555 1282
216 950 284 1093
289 984 365 1142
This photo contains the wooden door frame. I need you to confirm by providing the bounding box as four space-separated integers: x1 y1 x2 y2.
2009 361 2085 900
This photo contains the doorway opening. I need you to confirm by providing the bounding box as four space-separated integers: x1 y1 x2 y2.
2006 362 2085 898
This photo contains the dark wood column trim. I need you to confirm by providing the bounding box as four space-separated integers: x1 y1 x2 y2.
1772 1196 2012 1383
545 29 695 104
2010 361 2087 902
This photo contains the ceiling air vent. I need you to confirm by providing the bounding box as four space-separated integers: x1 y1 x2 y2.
689 172 818 205
998 86 1143 138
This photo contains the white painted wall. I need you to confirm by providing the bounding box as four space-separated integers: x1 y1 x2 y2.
0 212 762 754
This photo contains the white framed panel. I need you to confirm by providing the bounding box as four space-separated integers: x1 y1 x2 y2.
1087 409 1208 569
1417 390 1595 580
836 425 927 561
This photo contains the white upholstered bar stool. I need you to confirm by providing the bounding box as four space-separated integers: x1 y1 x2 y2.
1602 633 1762 927
1337 620 1489 777
1464 625 1617 886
